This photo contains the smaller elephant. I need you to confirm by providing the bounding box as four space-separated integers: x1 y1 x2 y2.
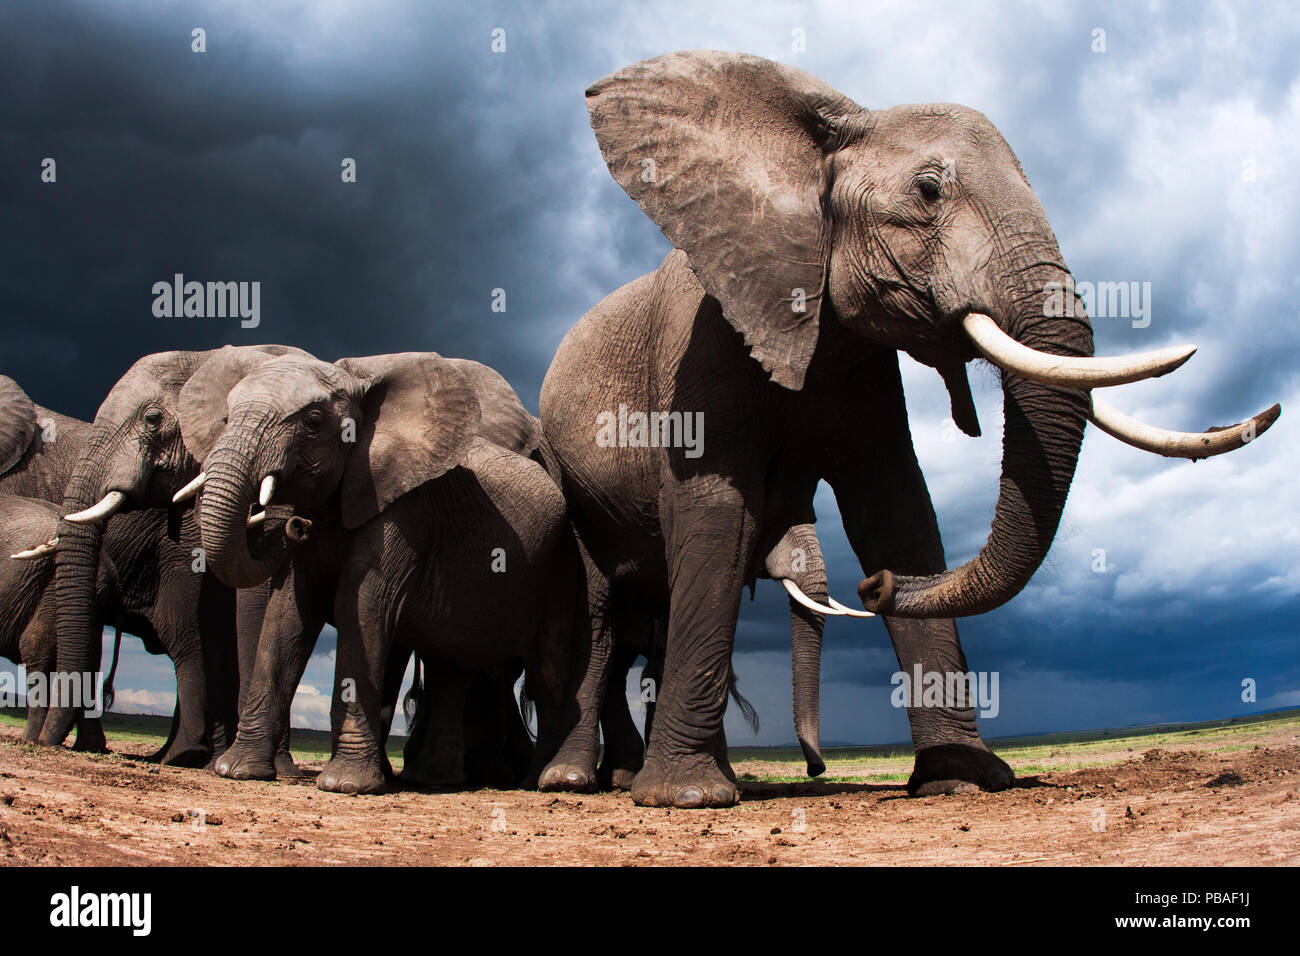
174 348 597 794
0 493 120 749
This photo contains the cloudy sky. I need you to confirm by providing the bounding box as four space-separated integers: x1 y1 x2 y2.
1 0 1296 746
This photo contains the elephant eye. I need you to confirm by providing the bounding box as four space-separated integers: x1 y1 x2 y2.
143 408 164 427
917 175 943 202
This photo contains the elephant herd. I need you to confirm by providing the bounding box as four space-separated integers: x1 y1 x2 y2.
1 51 1278 809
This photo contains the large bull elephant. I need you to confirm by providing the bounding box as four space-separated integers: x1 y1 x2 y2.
537 51 1280 808
174 348 596 793
24 350 305 765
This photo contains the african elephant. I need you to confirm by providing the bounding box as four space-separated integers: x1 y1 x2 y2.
0 494 120 747
537 51 1279 808
174 348 595 793
24 349 305 765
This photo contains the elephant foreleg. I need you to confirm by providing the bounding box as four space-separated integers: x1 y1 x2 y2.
630 478 759 809
829 370 1013 796
216 566 324 781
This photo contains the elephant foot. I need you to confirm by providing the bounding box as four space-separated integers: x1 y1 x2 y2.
213 740 277 780
160 741 211 768
71 730 110 754
597 756 643 791
318 755 386 795
630 752 739 809
398 762 463 789
538 746 598 793
908 743 1014 797
465 758 521 790
274 748 308 779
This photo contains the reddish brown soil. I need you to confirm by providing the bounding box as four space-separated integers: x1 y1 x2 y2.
1 725 1296 866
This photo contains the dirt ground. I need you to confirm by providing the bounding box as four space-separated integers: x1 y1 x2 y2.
0 724 1296 866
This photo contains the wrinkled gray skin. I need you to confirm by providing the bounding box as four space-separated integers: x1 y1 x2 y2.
177 348 596 794
16 353 300 765
0 494 120 747
539 51 1098 807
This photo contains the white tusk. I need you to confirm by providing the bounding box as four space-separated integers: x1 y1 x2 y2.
782 579 845 617
64 491 127 525
247 509 267 528
826 595 876 619
1089 395 1281 459
962 313 1196 387
172 471 208 503
258 475 276 508
11 535 59 560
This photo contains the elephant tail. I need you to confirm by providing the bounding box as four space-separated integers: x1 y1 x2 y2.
402 657 423 731
101 619 122 714
728 670 759 735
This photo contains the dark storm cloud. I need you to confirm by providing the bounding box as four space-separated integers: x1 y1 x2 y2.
0 0 666 416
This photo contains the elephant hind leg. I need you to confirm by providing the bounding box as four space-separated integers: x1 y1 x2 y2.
538 538 610 794
596 640 645 791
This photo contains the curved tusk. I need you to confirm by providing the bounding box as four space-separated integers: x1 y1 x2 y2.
247 509 267 528
1089 395 1281 459
172 471 207 503
782 579 845 617
64 491 127 525
11 535 59 560
962 313 1196 387
826 595 876 619
258 475 276 508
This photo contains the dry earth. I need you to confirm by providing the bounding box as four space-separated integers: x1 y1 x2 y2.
0 723 1296 866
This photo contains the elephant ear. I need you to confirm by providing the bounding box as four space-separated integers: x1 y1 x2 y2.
335 353 481 530
587 50 862 390
179 345 315 463
0 375 37 476
445 359 540 456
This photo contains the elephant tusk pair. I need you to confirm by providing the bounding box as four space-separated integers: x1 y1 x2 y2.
783 578 875 618
11 535 59 560
64 490 127 525
172 471 208 503
961 312 1280 459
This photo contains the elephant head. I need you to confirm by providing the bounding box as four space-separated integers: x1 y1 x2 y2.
586 50 1279 619
177 349 484 589
37 346 306 746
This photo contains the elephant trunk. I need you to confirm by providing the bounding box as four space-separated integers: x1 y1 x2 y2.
200 411 289 589
863 258 1093 618
41 431 115 745
765 523 827 777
